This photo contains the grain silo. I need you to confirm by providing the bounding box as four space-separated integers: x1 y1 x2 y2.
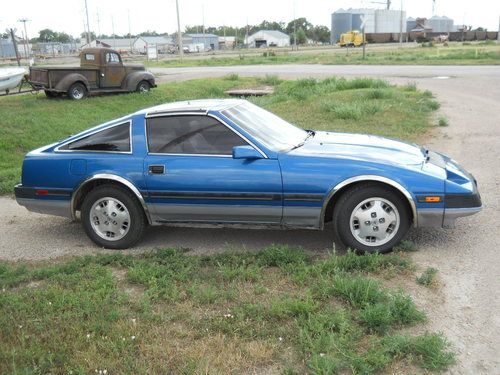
331 8 405 43
406 17 417 32
331 9 354 43
428 16 454 33
374 9 406 33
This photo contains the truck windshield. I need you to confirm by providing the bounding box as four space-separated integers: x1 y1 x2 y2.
222 102 307 152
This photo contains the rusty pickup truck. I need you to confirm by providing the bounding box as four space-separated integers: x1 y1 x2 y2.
29 48 156 100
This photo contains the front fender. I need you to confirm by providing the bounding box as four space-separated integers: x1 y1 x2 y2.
54 73 90 92
122 71 156 91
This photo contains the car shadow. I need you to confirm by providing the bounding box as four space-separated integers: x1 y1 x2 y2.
138 224 340 255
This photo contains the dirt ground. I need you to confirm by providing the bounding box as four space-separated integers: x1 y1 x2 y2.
0 64 498 374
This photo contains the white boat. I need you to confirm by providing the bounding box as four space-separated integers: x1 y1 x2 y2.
0 67 27 93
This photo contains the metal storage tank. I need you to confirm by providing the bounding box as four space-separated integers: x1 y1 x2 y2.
351 13 363 32
428 16 453 33
375 9 406 33
331 10 353 43
406 17 417 32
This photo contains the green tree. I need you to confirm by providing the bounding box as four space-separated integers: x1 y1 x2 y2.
286 18 313 37
80 31 97 41
38 29 57 42
310 25 330 43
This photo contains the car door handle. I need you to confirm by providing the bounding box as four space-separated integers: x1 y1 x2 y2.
148 165 165 174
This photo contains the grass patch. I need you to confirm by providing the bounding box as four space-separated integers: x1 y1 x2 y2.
416 267 439 286
0 246 454 374
0 76 437 194
144 43 500 68
438 116 449 127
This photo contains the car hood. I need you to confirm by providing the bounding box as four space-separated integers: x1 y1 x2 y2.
288 131 426 167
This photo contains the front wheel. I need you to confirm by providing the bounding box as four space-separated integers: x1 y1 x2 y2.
136 80 151 93
332 183 411 253
81 185 146 249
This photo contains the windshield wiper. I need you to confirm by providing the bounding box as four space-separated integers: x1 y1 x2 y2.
291 130 315 150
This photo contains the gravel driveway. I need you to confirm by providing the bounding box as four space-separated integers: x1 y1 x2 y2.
1 64 499 374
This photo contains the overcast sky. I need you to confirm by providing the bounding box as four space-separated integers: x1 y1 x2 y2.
3 0 500 39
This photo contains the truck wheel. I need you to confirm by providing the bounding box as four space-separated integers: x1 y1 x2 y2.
136 80 151 93
81 184 146 249
68 82 87 100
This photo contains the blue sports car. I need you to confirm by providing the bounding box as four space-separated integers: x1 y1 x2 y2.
15 99 482 252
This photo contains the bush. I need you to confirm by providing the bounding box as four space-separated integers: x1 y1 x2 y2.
416 267 439 286
438 116 449 127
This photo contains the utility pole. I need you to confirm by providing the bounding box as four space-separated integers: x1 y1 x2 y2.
84 0 91 44
245 17 249 47
202 4 206 51
96 10 101 37
9 29 21 66
111 16 116 48
498 16 500 43
128 9 133 52
175 0 183 60
18 18 30 60
399 0 403 46
293 0 297 51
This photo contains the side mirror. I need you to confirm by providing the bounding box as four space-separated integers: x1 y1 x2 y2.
232 145 263 160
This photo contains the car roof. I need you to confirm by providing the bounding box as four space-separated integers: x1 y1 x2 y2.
136 98 246 117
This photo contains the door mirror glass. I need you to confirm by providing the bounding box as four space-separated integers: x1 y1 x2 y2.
232 145 262 160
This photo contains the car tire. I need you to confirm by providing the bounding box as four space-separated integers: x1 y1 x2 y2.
136 80 151 93
81 184 146 249
68 82 87 100
332 183 411 254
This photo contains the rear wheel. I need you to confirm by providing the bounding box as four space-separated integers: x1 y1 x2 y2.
68 82 87 100
136 80 151 93
332 183 411 253
81 185 146 249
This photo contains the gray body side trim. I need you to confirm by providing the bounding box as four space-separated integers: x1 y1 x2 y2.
149 203 281 224
16 198 72 218
283 206 322 229
319 175 418 229
417 208 444 228
71 173 152 224
443 206 483 228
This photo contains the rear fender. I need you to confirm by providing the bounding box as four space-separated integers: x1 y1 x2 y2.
54 73 90 92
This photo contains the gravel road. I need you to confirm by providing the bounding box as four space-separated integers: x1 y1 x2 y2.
1 64 499 374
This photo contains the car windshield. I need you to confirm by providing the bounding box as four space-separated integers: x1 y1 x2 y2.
222 102 307 152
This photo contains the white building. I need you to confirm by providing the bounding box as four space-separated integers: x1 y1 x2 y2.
219 36 236 49
133 36 173 54
245 30 290 48
81 38 135 52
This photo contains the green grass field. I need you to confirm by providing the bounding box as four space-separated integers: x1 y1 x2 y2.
0 245 455 374
0 76 439 194
145 43 500 68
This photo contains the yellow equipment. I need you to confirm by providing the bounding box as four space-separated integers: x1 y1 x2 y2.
339 31 365 47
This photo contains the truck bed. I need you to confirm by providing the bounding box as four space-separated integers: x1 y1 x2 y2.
29 67 99 90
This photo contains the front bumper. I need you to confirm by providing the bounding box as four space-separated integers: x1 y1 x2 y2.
15 184 72 218
417 192 482 229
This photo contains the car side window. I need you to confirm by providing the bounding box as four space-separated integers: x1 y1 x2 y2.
59 122 131 152
147 115 248 155
106 52 120 63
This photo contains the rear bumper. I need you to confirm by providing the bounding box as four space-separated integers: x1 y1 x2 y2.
15 184 72 218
